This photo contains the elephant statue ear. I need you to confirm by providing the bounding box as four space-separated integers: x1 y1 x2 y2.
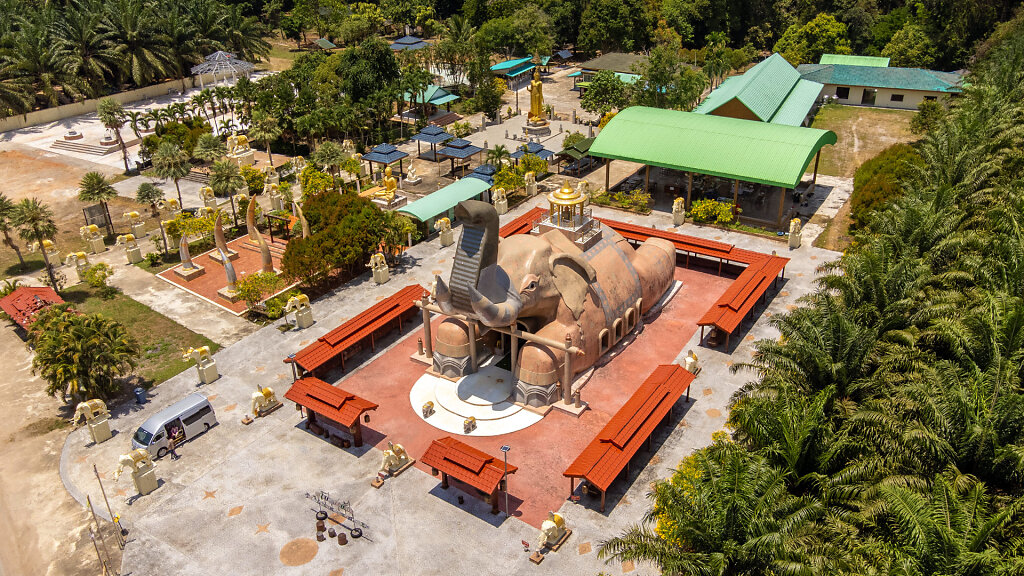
549 253 596 320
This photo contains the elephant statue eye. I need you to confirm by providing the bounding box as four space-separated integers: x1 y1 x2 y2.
525 280 537 291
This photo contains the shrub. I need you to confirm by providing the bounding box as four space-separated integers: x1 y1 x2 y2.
450 121 473 138
598 112 617 129
850 143 923 228
910 99 946 135
241 165 267 195
144 252 162 266
518 154 548 178
689 199 737 224
235 271 282 310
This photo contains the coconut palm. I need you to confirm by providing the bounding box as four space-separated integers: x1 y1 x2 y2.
96 98 131 173
124 110 150 141
135 182 164 217
486 144 511 166
105 0 173 87
12 198 58 291
31 311 140 401
311 141 345 190
221 4 271 62
209 160 245 223
192 132 226 164
51 1 120 98
152 141 191 207
0 192 25 267
77 171 118 235
248 112 281 166
0 73 32 116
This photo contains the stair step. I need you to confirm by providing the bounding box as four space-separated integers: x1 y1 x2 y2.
50 138 140 156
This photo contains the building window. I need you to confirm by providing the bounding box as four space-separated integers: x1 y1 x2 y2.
890 94 905 102
835 86 850 99
924 96 937 101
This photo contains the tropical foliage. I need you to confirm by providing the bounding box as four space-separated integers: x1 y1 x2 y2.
602 17 1024 573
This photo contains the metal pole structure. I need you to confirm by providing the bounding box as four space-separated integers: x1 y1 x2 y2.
94 464 124 548
88 497 117 575
90 531 108 576
500 445 511 518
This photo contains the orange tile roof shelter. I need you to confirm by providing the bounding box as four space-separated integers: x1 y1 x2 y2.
564 364 694 512
500 209 788 348
284 377 378 447
420 436 518 514
285 284 424 376
0 286 64 330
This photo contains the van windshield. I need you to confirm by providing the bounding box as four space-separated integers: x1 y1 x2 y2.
133 428 153 446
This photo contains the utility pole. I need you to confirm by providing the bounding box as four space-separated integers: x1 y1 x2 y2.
95 464 125 548
500 445 511 518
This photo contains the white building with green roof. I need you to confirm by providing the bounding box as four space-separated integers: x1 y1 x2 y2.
798 60 964 110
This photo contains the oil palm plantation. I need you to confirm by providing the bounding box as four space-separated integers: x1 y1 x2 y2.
12 198 58 290
77 171 117 235
152 141 191 208
106 0 173 87
51 1 120 98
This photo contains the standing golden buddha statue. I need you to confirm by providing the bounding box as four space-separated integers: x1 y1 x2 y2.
527 68 545 123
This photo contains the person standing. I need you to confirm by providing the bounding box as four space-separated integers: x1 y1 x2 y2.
168 426 180 460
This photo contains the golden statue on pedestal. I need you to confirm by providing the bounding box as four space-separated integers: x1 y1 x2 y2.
374 165 398 203
527 68 545 123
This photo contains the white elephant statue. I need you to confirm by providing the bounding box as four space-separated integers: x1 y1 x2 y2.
122 211 143 226
158 198 180 212
182 346 213 367
29 239 58 255
684 349 700 375
199 186 216 201
115 234 138 250
80 224 102 241
379 441 410 475
72 399 109 424
114 449 153 481
538 511 567 549
368 252 387 271
251 387 279 416
284 293 310 313
65 251 89 268
433 217 451 233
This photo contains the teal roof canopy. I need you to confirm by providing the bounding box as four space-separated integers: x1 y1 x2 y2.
797 64 964 93
404 85 460 106
398 178 491 221
819 54 889 67
694 53 822 126
589 107 837 189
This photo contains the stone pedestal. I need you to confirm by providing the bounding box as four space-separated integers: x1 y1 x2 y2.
131 223 146 238
173 265 205 280
494 199 508 215
523 120 551 137
217 287 242 303
196 361 219 384
673 211 686 226
88 237 106 254
372 267 390 285
209 250 239 263
266 171 280 185
789 229 802 249
227 149 255 167
270 196 284 212
204 196 220 209
132 466 158 496
371 195 408 211
75 264 88 283
295 307 314 329
526 182 538 197
439 229 454 247
126 247 143 264
87 415 112 444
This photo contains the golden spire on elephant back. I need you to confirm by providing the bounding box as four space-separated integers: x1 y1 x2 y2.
547 180 587 230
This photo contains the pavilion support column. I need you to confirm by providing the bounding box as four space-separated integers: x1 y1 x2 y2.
421 293 433 360
777 187 787 228
490 490 500 514
562 335 574 405
604 159 610 192
510 324 518 380
733 179 739 206
468 321 478 373
441 472 449 489
687 172 693 209
810 150 820 194
600 490 606 513
644 165 650 195
351 422 364 447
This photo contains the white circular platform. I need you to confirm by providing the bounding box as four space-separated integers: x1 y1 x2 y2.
409 362 542 436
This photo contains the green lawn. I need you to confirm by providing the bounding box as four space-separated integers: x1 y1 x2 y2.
61 285 220 386
810 104 918 178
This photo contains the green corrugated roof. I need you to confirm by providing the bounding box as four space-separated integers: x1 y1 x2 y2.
404 85 460 106
491 56 533 71
769 79 823 126
397 178 490 221
589 107 837 189
797 64 963 93
314 38 337 49
694 54 821 126
579 52 648 74
819 54 889 67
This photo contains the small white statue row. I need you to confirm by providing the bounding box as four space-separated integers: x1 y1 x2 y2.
80 224 105 254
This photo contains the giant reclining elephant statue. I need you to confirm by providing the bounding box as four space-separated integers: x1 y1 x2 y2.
433 200 675 407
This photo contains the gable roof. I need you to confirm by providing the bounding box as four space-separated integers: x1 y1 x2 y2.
391 35 428 51
819 54 889 67
694 53 822 126
284 377 378 428
404 84 460 106
0 286 64 329
797 64 964 93
579 52 648 74
420 436 517 494
590 106 837 189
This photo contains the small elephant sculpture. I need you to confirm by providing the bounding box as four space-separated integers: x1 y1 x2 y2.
29 239 58 255
182 346 213 367
379 441 410 475
538 511 567 549
158 198 180 212
65 251 89 267
72 399 109 424
368 252 387 271
115 234 138 249
491 187 507 203
199 186 216 201
123 211 142 225
114 449 153 481
284 293 310 313
684 349 700 374
80 224 102 240
251 387 279 416
433 217 451 233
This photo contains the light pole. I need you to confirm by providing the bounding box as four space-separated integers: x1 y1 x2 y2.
500 444 511 518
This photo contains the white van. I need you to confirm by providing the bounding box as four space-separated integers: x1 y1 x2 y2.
132 393 217 458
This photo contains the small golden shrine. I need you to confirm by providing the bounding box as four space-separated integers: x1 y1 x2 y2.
537 181 602 249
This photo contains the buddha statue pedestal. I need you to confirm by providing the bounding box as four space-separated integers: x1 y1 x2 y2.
132 464 158 496
88 237 106 254
174 264 205 281
371 195 408 210
88 415 113 444
523 119 551 137
126 246 143 264
295 307 314 329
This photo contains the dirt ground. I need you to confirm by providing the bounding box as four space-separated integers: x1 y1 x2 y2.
810 104 917 178
0 327 121 576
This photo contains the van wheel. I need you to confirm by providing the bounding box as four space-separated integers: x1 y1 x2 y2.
204 423 211 432
157 447 168 459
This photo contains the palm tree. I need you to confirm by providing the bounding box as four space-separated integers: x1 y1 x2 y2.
160 3 203 93
209 160 245 221
135 182 164 217
192 132 226 164
486 145 511 166
248 112 282 167
77 171 118 236
31 311 140 401
311 141 345 190
12 198 58 290
145 108 166 131
105 0 172 87
51 1 120 98
96 98 131 173
221 4 271 62
3 15 88 108
124 110 150 141
152 141 191 207
0 72 32 117
0 193 25 268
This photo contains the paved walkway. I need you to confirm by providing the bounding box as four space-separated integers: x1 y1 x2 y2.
58 175 850 576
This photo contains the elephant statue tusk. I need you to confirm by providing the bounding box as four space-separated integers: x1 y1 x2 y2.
468 284 522 328
434 275 455 315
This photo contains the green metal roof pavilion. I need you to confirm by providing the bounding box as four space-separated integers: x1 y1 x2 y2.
397 178 491 222
693 53 823 126
589 107 837 189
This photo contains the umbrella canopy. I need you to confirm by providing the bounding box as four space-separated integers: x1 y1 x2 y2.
437 139 483 160
465 163 497 185
510 141 554 160
362 143 409 165
411 125 454 145
190 51 255 77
